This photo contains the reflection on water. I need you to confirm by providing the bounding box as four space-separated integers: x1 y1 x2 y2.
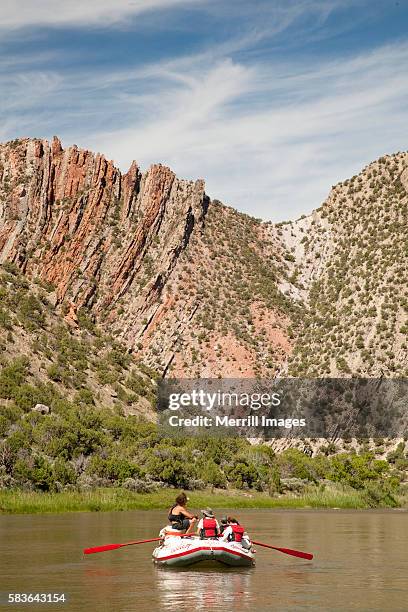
156 566 252 611
1 509 408 611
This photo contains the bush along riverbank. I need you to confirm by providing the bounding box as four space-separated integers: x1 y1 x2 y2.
1 484 407 514
1 394 408 512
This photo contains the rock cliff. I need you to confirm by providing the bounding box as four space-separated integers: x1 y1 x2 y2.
0 137 294 377
0 137 407 378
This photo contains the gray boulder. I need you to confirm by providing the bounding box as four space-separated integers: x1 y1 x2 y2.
33 403 50 415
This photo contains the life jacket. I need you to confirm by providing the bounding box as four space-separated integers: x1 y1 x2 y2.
228 524 244 542
168 505 185 524
200 517 218 539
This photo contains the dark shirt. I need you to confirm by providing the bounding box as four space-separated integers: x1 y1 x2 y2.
168 505 188 523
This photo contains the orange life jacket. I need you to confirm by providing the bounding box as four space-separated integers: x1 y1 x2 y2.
229 524 245 542
200 517 218 538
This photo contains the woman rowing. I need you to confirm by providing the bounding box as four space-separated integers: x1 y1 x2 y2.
168 492 197 534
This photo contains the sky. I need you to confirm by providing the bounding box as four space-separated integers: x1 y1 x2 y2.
1 0 408 221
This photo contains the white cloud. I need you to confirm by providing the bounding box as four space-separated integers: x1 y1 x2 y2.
0 1 407 220
0 0 202 30
78 42 408 220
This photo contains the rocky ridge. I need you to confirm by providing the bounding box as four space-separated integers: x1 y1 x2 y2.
0 137 407 378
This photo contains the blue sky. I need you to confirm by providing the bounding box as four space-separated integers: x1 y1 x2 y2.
1 0 408 220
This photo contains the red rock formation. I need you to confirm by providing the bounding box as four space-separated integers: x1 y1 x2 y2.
2 138 405 378
0 137 292 377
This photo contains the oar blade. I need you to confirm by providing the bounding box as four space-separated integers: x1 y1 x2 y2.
83 537 162 555
276 547 313 560
84 543 123 555
252 540 313 560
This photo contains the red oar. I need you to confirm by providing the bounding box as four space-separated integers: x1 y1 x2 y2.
83 537 162 555
83 533 195 555
252 540 313 560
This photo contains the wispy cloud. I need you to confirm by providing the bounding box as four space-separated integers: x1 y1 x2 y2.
83 41 408 220
0 0 203 30
0 0 407 220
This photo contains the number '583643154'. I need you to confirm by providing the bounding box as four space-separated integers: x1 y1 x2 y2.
7 593 66 604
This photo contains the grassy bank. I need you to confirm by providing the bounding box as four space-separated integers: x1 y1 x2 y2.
1 486 406 514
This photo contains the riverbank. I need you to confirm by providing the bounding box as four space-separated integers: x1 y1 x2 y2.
1 485 407 514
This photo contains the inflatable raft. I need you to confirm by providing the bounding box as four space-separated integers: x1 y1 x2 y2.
152 534 255 567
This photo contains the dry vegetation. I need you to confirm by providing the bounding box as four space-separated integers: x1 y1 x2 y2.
286 153 408 377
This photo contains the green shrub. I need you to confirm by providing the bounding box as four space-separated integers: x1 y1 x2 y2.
17 294 46 331
0 307 13 330
13 384 42 411
75 388 95 406
0 358 30 400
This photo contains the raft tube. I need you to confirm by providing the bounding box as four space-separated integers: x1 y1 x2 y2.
152 536 255 567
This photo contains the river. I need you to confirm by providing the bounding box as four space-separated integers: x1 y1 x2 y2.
1 509 407 611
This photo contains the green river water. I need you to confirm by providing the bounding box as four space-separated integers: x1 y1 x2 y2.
1 509 407 611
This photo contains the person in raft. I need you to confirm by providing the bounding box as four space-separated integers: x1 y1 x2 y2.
197 508 220 539
168 492 197 534
221 516 251 549
219 516 228 535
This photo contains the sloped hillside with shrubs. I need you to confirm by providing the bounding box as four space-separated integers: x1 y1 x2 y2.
0 262 157 416
285 152 408 377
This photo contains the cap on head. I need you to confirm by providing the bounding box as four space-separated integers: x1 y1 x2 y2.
201 507 214 518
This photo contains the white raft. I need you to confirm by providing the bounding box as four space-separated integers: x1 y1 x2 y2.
153 533 255 568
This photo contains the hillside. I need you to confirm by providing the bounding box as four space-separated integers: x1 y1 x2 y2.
281 153 408 377
0 267 406 500
1 137 407 505
0 262 157 417
0 136 407 378
0 137 298 377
